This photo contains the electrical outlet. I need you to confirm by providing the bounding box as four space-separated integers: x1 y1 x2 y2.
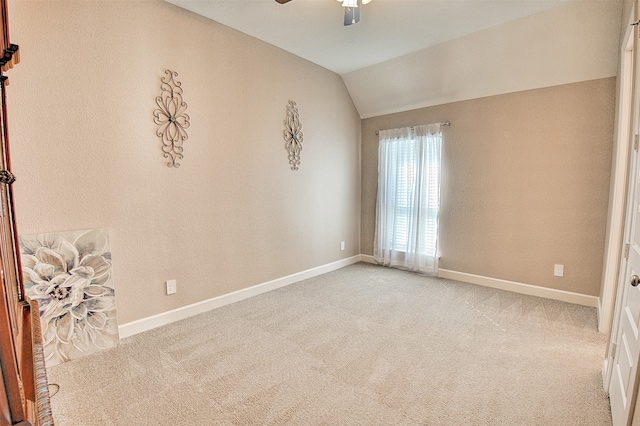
340 241 345 251
166 279 177 295
553 264 564 277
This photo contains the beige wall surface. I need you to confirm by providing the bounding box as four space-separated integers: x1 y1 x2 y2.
343 0 621 119
362 78 615 296
8 0 361 324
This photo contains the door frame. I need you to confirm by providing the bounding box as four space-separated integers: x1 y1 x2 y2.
604 0 639 400
601 5 637 339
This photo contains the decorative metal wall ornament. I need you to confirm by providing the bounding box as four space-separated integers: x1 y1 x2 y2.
153 70 190 168
283 100 303 170
0 169 15 184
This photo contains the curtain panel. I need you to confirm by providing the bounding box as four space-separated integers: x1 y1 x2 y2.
374 123 442 274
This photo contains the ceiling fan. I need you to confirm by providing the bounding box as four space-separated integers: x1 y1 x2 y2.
275 0 372 26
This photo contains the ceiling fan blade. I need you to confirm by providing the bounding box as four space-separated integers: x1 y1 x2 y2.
275 0 293 3
344 0 361 26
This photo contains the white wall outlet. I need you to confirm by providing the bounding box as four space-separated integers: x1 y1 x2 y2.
340 241 345 251
166 279 177 295
553 264 564 277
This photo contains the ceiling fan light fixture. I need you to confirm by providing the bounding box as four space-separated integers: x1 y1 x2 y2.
342 0 358 8
344 1 360 26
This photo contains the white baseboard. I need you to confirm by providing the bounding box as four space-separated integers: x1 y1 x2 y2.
438 269 599 307
118 255 362 338
597 297 604 332
602 358 610 393
359 255 598 307
360 254 376 264
120 254 599 338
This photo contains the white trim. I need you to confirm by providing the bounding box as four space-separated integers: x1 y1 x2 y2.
438 269 599 307
360 255 598 307
360 254 376 264
119 255 600 338
118 255 362 338
603 357 610 392
600 24 636 334
598 297 604 328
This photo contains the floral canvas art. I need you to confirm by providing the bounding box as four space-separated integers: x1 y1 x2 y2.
19 228 119 367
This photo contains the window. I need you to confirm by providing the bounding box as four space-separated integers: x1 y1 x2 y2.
374 124 442 274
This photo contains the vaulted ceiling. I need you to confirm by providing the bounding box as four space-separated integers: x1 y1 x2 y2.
166 0 623 118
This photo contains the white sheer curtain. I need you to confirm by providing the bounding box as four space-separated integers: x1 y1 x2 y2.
374 123 442 274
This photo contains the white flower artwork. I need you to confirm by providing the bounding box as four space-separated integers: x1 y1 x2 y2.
19 228 119 367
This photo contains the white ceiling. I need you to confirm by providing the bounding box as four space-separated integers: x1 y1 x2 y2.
165 0 573 75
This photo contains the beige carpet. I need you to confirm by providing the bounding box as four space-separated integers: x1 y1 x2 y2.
47 262 611 425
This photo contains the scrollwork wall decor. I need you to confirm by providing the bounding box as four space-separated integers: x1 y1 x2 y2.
283 100 303 170
153 69 190 168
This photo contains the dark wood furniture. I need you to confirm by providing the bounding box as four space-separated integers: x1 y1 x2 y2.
0 1 53 424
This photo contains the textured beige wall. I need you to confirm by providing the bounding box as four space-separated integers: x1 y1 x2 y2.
8 0 361 324
344 0 621 119
362 78 615 296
